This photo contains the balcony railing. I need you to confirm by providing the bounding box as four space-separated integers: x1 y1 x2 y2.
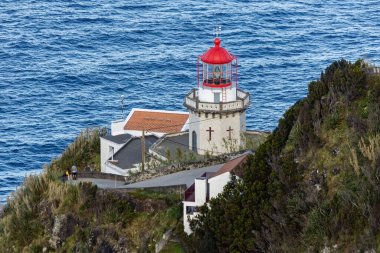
184 88 250 113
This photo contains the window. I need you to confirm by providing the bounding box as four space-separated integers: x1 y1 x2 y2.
186 206 199 214
213 65 221 79
109 146 115 160
192 131 197 152
214 93 220 103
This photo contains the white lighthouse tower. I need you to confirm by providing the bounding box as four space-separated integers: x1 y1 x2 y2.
184 38 250 155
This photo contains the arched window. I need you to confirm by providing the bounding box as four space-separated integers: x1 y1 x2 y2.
192 131 197 153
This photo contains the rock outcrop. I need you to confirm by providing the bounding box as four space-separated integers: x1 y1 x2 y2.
49 214 77 249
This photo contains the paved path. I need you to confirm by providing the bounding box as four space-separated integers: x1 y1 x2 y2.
123 164 223 189
70 163 224 189
70 178 126 189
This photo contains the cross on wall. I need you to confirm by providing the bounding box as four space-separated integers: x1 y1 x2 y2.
206 127 214 141
226 126 233 140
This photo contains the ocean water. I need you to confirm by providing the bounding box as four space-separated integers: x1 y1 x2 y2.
0 0 380 203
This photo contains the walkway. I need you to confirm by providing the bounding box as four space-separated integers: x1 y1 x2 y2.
70 163 224 189
70 178 126 189
123 164 223 189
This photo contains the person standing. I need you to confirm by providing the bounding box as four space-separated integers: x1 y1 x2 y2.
71 164 77 180
65 167 71 181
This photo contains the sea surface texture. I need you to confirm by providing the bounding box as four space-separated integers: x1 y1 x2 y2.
0 0 380 203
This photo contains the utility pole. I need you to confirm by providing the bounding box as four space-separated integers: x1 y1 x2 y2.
141 130 145 172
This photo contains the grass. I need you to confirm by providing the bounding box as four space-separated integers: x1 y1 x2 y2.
0 128 185 252
243 131 270 150
129 189 181 204
125 207 181 252
160 241 186 253
49 127 107 174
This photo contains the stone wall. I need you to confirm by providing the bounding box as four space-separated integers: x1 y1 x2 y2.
77 171 126 181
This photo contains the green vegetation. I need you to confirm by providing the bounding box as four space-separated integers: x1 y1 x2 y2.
243 131 270 150
189 59 380 252
51 127 107 173
161 241 186 253
0 128 182 252
157 148 198 166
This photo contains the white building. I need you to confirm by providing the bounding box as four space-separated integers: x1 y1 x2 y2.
100 134 159 176
100 109 189 175
100 133 133 174
184 37 250 155
182 153 249 234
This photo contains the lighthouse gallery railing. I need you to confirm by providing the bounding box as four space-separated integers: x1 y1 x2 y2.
184 88 250 113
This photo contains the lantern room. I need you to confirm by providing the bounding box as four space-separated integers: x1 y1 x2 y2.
197 38 238 103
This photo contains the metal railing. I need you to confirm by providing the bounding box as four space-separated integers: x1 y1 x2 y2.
184 88 250 113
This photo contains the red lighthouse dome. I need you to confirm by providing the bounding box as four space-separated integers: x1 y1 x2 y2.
201 38 234 64
197 38 238 89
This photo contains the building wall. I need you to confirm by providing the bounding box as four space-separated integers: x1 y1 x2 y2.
100 138 125 173
198 85 236 103
188 110 246 155
183 172 235 235
183 169 209 235
111 119 126 136
124 130 165 137
240 110 247 132
208 172 231 199
189 112 200 152
182 201 200 235
195 177 207 204
111 121 166 137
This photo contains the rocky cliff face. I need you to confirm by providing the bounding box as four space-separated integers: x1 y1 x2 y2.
49 214 77 249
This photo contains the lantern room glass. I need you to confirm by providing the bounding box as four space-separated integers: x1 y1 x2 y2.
203 62 232 86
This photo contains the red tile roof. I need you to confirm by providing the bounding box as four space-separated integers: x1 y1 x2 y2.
210 153 249 179
124 110 189 133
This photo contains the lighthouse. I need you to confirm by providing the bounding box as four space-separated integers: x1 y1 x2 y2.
184 38 250 155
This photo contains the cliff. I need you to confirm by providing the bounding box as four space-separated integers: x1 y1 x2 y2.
189 59 380 252
0 129 184 253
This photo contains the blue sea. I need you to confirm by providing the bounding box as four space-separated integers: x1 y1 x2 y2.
0 0 379 203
